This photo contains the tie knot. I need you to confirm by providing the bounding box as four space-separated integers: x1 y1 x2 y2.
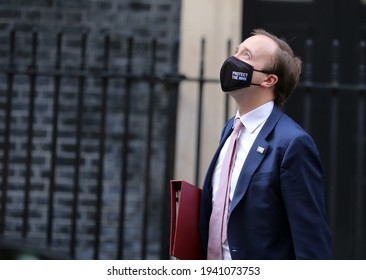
233 118 243 133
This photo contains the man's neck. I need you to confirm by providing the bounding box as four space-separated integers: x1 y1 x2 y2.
231 89 275 116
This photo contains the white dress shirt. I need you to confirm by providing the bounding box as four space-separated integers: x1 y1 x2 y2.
211 101 274 259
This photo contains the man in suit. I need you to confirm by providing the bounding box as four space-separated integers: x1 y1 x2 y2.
199 29 332 260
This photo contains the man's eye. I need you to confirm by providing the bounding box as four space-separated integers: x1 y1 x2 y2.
243 52 251 59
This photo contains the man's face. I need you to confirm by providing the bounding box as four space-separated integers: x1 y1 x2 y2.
234 34 278 74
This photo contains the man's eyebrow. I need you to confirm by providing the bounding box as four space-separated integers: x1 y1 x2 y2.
243 46 254 58
245 47 253 56
236 44 253 55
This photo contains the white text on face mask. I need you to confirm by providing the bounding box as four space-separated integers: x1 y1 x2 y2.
232 71 249 81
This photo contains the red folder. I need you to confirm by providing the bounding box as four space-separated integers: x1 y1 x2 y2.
169 180 204 260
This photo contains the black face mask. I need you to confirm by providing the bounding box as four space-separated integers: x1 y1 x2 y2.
220 56 272 92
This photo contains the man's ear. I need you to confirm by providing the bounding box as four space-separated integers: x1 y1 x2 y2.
261 74 278 88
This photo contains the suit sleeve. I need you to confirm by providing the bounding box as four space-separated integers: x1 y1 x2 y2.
280 133 332 259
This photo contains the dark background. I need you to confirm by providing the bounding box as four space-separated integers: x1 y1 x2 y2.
243 0 366 259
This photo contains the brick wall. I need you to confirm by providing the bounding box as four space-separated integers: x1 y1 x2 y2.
0 0 181 260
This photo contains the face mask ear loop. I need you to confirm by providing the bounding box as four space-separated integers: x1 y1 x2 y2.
249 83 262 87
253 69 272 75
251 69 272 87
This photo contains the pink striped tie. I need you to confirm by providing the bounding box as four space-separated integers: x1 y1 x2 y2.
207 118 243 260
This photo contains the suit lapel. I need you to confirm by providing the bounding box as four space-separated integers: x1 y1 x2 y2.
229 106 282 214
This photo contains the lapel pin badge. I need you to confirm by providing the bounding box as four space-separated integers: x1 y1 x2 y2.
256 146 265 154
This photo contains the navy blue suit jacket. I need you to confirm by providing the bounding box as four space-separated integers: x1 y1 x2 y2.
199 105 332 259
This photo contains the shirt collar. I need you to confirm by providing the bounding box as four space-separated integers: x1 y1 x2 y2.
235 101 274 134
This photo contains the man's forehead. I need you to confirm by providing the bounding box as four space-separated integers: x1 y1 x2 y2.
240 34 278 55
